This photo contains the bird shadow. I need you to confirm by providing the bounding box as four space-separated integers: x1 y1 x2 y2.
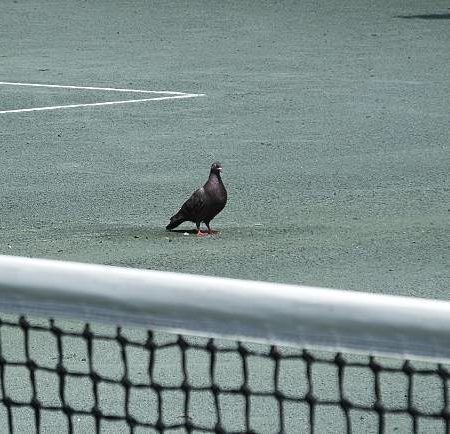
93 225 169 240
92 224 221 240
396 13 450 20
167 229 198 234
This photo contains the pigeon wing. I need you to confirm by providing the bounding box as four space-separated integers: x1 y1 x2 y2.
178 187 207 222
166 186 208 230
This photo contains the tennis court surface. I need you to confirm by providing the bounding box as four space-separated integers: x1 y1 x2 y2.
1 0 449 432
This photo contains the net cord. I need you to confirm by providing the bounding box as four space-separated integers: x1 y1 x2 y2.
0 255 449 362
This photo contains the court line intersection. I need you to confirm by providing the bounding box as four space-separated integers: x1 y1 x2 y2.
0 81 205 114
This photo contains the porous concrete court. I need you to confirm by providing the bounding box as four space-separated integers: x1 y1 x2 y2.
1 0 449 298
0 0 449 432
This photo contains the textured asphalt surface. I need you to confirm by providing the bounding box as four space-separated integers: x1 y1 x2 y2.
1 0 449 298
0 0 449 432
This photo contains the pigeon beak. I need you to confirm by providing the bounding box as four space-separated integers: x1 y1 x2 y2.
218 167 223 172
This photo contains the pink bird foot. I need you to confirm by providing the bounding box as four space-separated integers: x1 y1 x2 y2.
196 229 209 237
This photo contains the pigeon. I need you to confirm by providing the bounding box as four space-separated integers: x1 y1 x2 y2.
166 162 227 236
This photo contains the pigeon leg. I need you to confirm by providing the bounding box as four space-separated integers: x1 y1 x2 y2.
196 223 208 237
206 222 219 235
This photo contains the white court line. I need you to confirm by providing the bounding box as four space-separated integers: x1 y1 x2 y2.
0 94 204 114
0 81 205 114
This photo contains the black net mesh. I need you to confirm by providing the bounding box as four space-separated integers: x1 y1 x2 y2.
0 315 450 433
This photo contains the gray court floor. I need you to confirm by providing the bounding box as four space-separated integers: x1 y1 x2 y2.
1 0 448 298
1 0 450 432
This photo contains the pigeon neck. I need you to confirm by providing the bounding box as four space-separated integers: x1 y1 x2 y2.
209 171 222 182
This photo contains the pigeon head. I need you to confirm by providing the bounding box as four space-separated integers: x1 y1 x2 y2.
210 161 223 174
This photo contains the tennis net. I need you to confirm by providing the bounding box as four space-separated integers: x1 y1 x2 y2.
0 255 449 433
